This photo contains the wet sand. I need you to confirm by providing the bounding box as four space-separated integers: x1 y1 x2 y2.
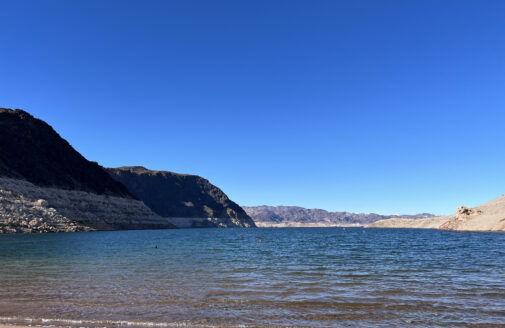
0 325 45 328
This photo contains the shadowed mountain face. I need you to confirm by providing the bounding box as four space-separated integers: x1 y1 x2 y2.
243 205 434 227
0 108 132 198
0 108 176 233
107 167 256 228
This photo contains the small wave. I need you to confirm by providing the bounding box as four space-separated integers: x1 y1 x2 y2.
0 316 245 328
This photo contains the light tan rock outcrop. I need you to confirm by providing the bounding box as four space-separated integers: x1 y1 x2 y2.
0 177 176 233
438 196 505 231
367 195 505 232
366 216 448 229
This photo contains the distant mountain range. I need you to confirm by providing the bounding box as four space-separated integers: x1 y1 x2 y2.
243 205 434 227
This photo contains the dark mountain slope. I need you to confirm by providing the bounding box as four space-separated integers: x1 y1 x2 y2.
107 166 256 228
0 108 132 198
0 108 176 233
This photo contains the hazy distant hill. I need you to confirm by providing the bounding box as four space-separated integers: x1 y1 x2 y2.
243 205 433 227
107 166 256 228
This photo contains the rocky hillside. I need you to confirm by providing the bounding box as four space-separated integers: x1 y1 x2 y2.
367 195 505 231
107 167 256 228
0 108 132 197
0 108 176 233
243 205 433 227
0 177 174 233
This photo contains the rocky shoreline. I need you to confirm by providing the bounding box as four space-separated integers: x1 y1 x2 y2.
0 177 175 233
367 195 505 232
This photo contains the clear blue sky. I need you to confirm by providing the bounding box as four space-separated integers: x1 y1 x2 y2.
1 0 504 215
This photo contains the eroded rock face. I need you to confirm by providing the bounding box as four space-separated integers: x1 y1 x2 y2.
456 206 481 216
107 167 256 228
0 177 176 233
439 203 490 231
437 206 483 231
0 108 177 233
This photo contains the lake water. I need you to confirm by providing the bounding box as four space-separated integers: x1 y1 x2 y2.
0 228 504 328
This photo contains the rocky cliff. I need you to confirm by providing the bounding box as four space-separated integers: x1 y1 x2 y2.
0 108 176 233
0 108 132 197
107 167 256 228
367 196 505 231
243 205 433 227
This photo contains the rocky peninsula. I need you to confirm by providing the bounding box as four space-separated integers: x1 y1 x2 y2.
367 195 505 231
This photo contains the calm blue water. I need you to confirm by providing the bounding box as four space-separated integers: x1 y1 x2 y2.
0 228 504 328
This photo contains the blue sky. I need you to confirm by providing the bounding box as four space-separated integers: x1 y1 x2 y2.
1 0 504 215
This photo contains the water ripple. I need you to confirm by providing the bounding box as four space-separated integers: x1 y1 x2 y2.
0 228 504 327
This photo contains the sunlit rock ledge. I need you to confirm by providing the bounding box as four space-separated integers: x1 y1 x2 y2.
255 222 364 228
366 195 505 232
365 217 447 230
0 177 176 234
